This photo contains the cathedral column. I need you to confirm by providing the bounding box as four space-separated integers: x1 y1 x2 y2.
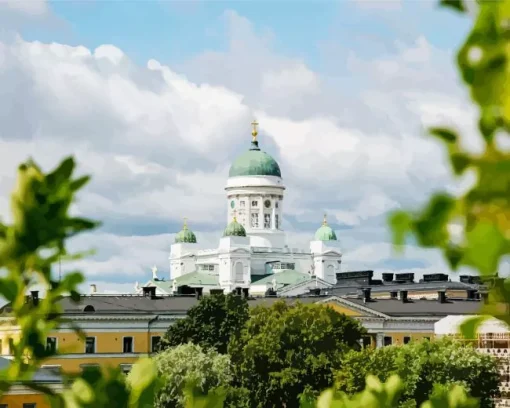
271 204 276 230
247 195 252 229
259 195 264 229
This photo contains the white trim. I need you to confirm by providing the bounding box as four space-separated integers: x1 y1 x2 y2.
316 296 390 318
122 335 134 354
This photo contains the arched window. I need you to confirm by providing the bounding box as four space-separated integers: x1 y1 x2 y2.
83 305 95 313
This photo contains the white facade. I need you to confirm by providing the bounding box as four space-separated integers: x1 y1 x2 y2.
164 130 342 294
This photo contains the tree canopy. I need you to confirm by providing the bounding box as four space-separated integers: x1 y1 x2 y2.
336 337 501 408
160 293 249 354
132 342 232 408
228 300 366 408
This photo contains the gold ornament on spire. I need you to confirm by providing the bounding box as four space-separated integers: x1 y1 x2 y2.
251 119 259 142
183 217 188 229
323 213 328 226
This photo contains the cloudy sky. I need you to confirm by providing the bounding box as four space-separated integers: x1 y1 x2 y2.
1 0 504 294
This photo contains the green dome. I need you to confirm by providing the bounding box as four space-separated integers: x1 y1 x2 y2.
223 218 246 237
175 221 197 243
229 141 282 178
315 216 337 241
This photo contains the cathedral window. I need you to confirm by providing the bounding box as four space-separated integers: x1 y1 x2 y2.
251 200 258 207
240 200 245 207
275 201 279 209
251 213 259 228
264 214 271 229
275 215 279 229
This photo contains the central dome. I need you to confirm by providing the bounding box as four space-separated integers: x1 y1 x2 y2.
229 140 282 178
229 120 281 178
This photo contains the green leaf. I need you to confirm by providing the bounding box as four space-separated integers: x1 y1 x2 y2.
430 127 458 143
388 211 412 250
463 221 507 275
460 315 490 340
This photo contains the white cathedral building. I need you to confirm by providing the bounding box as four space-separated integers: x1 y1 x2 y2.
137 121 342 297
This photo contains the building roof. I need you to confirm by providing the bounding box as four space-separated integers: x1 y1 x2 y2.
346 297 482 317
0 357 62 384
251 270 312 289
229 140 282 178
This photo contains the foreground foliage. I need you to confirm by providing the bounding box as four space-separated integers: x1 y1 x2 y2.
336 338 500 407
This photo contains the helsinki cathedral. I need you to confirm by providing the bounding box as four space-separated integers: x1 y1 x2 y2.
137 121 342 297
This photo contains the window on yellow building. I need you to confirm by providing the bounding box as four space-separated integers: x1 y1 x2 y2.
384 336 392 346
362 336 371 348
151 336 161 353
403 336 411 344
8 338 14 355
85 337 95 354
0 404 7 408
23 404 36 408
123 337 133 353
46 337 57 353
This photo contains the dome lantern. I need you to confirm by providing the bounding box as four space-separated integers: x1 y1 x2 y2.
314 214 337 241
228 120 282 178
223 211 247 237
175 217 197 243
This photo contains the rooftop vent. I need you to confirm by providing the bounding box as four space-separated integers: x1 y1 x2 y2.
438 290 447 303
394 273 414 283
382 273 394 282
400 290 408 303
142 286 157 299
195 287 203 300
423 273 448 283
363 288 371 303
30 290 39 307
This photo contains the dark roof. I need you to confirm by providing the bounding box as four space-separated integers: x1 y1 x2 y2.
347 298 482 317
326 280 482 297
52 294 320 315
0 357 62 384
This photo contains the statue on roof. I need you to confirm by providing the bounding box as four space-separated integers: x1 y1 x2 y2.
152 265 158 281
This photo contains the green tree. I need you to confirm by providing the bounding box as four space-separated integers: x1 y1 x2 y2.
131 342 232 408
228 300 366 408
160 293 249 354
336 338 500 408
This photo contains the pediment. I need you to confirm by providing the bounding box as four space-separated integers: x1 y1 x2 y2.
316 296 389 318
320 250 342 257
230 248 251 254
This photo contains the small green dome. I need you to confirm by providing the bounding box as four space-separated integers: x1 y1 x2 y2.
223 217 246 237
175 220 197 243
229 140 282 178
315 215 337 241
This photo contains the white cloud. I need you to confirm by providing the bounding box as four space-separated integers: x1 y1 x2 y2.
0 9 485 291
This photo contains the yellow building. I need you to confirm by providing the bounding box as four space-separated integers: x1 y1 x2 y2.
0 357 64 408
0 285 484 377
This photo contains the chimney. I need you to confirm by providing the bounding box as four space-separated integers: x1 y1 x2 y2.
195 287 203 300
382 273 394 283
142 286 157 299
390 291 398 300
90 284 97 295
400 290 408 303
242 288 249 298
438 290 446 303
30 291 39 307
363 288 371 303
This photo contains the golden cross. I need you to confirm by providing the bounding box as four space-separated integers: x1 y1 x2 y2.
183 217 188 229
323 213 327 226
251 119 259 141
